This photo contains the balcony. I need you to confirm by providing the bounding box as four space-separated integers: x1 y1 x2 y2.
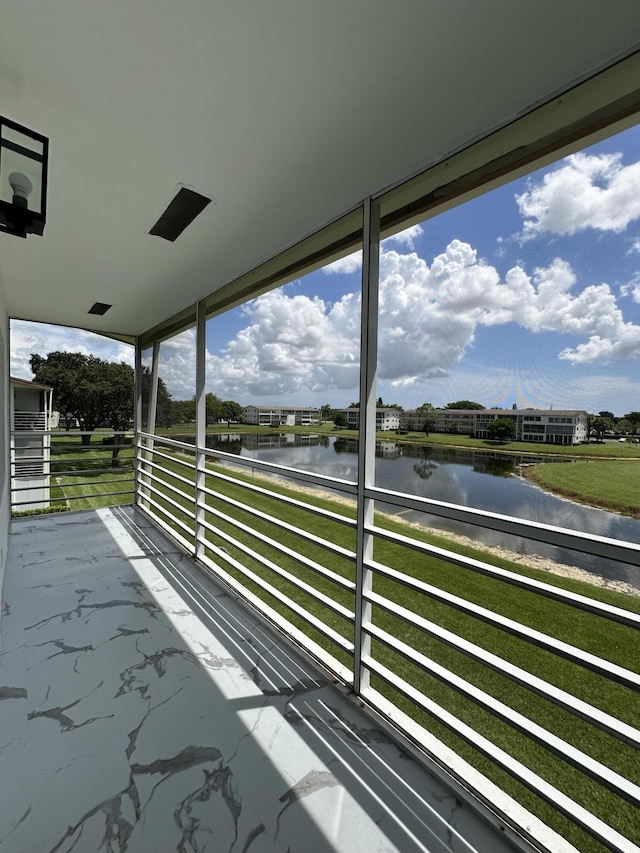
3 11 640 851
5 427 638 851
1 505 523 852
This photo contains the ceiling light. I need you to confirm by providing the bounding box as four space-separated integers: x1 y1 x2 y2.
0 116 48 238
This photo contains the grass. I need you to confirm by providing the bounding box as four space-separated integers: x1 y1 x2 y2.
49 436 135 510
526 459 640 517
31 436 640 850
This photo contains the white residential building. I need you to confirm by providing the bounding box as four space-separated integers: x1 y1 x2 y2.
242 405 321 426
415 408 589 445
336 408 401 431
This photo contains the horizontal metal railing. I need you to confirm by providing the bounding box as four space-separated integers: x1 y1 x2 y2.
9 429 134 514
131 431 640 852
12 410 48 430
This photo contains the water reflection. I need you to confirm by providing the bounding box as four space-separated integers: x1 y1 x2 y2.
181 432 639 587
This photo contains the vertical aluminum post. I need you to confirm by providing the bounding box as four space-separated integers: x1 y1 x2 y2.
140 340 159 511
134 339 142 505
354 197 380 695
195 301 207 558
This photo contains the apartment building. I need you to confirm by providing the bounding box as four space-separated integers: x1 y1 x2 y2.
242 404 321 427
336 407 401 431
401 408 588 445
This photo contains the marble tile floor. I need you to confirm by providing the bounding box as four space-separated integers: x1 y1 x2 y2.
0 506 516 853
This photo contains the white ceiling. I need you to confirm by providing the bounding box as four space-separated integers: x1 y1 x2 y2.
1 1 640 341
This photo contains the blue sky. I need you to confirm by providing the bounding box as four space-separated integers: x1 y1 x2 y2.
11 123 640 416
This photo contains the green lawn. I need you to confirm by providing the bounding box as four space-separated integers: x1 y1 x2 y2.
23 437 640 851
51 435 134 510
527 459 640 517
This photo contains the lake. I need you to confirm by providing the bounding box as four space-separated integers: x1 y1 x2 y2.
198 432 640 588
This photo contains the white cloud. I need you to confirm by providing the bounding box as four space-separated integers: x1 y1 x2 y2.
516 152 640 239
382 223 424 249
621 274 640 304
176 238 640 401
323 251 362 275
627 238 640 255
10 320 133 381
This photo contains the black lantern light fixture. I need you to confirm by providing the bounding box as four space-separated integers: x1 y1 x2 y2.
0 116 49 238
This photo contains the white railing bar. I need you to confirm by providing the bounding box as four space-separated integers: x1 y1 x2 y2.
145 452 355 560
143 458 196 491
137 431 197 452
197 532 354 654
142 445 196 472
366 486 640 567
142 469 195 506
200 481 356 562
197 514 354 621
142 478 194 516
363 658 637 853
205 465 357 529
198 494 355 592
147 429 350 491
142 492 195 538
367 558 640 691
370 524 640 629
364 621 640 806
200 442 358 497
193 546 353 683
141 443 354 531
365 587 640 748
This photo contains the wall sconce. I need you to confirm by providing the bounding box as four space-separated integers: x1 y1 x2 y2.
0 116 49 238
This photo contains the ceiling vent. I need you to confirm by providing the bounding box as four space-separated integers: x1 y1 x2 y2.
88 302 112 316
149 187 211 242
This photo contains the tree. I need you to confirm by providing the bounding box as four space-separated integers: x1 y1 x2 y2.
205 392 224 424
416 402 435 434
30 352 134 447
591 415 614 442
168 399 194 426
333 412 348 428
623 411 640 433
321 403 334 422
615 418 632 436
487 417 516 442
599 410 615 421
222 400 243 423
446 400 485 410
